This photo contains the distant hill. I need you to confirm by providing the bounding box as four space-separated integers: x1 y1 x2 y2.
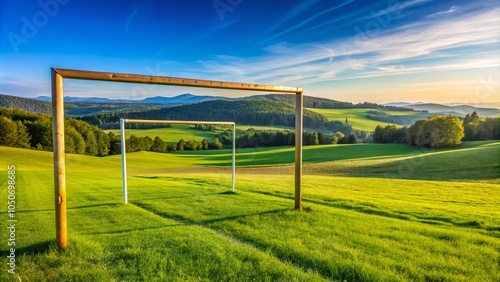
0 94 52 114
385 101 500 110
405 103 500 117
36 93 411 110
0 94 164 116
36 93 226 105
35 96 134 103
142 93 226 104
384 102 412 108
241 94 414 111
81 100 329 129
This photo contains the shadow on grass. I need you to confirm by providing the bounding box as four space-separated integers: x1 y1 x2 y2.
131 200 288 227
134 192 228 201
15 208 54 213
83 225 185 236
17 240 54 255
68 203 122 210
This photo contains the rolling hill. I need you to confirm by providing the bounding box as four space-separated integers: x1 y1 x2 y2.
404 103 500 117
0 94 165 116
0 93 52 114
385 102 500 117
240 94 413 111
81 100 329 129
36 93 226 105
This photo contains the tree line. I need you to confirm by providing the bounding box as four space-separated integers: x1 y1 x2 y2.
244 94 415 111
126 129 359 154
373 112 499 148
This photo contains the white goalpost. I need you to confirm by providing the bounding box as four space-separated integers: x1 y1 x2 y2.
120 118 236 204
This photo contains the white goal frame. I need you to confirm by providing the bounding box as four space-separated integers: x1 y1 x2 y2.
120 118 236 204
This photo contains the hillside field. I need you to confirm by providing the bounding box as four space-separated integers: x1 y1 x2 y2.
308 108 428 131
0 141 499 281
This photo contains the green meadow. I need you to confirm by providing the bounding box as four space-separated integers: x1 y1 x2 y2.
0 141 499 281
308 108 427 131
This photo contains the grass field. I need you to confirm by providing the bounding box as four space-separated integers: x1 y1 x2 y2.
308 108 428 131
0 141 499 281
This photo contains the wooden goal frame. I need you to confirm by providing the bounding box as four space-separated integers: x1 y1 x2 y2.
51 67 304 249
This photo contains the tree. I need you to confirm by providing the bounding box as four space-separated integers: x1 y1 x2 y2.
151 136 166 152
0 116 18 146
201 139 209 150
95 130 110 156
477 117 500 140
108 132 121 155
348 133 357 144
469 111 480 123
332 131 345 144
373 125 384 143
407 120 425 145
84 130 98 156
127 135 142 152
209 138 222 149
382 124 405 143
14 121 31 148
25 120 52 150
65 127 86 154
0 117 31 149
143 136 153 151
415 116 464 148
308 132 319 145
463 122 479 141
176 139 185 152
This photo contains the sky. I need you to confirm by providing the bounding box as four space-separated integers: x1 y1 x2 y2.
0 0 499 106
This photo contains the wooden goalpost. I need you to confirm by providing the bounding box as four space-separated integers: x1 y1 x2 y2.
51 67 304 249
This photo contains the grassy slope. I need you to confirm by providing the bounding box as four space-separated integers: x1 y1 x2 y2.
0 142 499 281
308 108 427 131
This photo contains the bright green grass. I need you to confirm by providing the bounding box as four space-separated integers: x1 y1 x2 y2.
0 142 499 281
308 108 427 131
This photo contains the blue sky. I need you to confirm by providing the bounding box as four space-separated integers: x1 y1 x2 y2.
0 0 499 105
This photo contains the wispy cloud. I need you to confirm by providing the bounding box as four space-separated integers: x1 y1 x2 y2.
426 6 457 18
261 0 356 44
194 3 500 87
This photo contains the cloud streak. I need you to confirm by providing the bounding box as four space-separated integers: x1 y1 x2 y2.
195 3 500 87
